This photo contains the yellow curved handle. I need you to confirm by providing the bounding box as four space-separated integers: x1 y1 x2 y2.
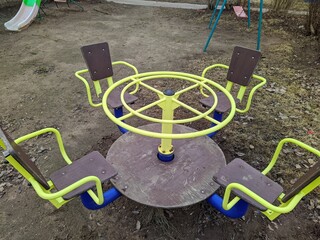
201 64 267 114
75 69 103 108
201 64 229 97
15 128 72 165
262 138 320 175
30 176 105 205
112 61 140 94
235 74 267 113
75 61 139 107
222 182 303 214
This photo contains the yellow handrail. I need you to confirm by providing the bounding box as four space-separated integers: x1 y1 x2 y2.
7 128 106 206
30 176 104 205
102 71 236 139
221 138 319 218
75 61 139 108
262 138 320 175
201 64 267 113
15 128 72 165
75 69 103 108
222 183 304 213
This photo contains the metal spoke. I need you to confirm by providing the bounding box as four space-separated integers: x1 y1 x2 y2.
172 98 220 125
117 98 165 121
175 83 200 96
140 82 164 96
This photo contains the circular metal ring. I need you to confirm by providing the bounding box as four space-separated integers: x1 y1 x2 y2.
102 71 236 139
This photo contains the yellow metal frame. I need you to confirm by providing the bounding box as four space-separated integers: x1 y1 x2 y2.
220 138 320 221
75 61 139 108
201 64 267 113
0 128 105 209
102 71 236 141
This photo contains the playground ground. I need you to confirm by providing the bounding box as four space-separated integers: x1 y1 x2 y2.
0 1 319 239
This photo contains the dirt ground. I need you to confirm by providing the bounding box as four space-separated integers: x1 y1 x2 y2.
0 1 319 240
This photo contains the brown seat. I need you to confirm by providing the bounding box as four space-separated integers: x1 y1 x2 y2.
200 46 262 113
200 91 240 113
50 151 117 200
214 158 283 211
0 127 117 200
80 42 138 108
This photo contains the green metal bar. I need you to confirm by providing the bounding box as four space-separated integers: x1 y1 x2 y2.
208 0 221 29
257 0 263 50
204 0 227 52
248 0 251 28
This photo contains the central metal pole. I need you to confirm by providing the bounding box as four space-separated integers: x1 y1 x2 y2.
157 89 175 162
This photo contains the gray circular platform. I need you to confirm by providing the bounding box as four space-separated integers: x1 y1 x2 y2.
107 124 226 208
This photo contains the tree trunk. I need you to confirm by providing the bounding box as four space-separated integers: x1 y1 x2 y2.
306 2 320 58
306 2 320 36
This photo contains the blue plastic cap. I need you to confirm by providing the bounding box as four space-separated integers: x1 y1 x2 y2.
163 89 175 96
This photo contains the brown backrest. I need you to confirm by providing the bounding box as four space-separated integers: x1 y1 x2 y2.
0 127 50 189
226 46 262 86
80 42 114 81
282 161 320 202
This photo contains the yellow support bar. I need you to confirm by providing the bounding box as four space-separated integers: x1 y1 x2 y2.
225 81 233 92
93 80 102 97
0 139 5 150
106 76 114 87
157 93 180 154
236 85 247 101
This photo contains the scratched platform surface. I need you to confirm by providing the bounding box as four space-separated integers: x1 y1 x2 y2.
107 124 226 208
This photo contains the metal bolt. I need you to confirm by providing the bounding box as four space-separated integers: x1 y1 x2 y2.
101 170 106 174
201 190 205 194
